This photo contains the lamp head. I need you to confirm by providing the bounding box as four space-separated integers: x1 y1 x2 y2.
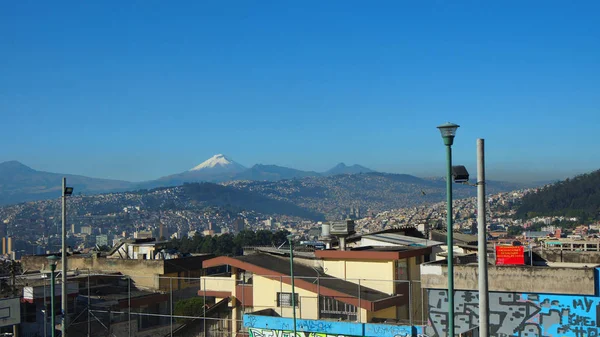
64 187 74 196
46 255 59 266
437 122 460 146
452 165 470 183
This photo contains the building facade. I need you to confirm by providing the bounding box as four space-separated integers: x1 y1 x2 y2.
420 261 600 336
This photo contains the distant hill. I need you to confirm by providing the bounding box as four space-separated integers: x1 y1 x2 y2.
515 169 600 220
233 164 321 181
181 183 323 220
0 161 133 205
225 172 526 219
325 163 374 175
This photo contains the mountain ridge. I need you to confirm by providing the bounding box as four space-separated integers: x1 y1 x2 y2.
515 169 600 220
325 162 374 176
0 160 133 205
0 156 532 206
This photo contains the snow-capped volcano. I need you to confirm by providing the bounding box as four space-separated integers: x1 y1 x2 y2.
145 154 247 187
189 154 246 172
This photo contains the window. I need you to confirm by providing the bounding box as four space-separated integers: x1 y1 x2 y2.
319 296 357 321
396 259 409 280
276 292 298 307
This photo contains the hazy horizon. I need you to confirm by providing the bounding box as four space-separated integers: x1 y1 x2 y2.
0 155 591 185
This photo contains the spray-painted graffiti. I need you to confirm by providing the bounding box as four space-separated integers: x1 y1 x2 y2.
248 327 349 337
427 289 600 337
248 327 429 337
244 314 427 337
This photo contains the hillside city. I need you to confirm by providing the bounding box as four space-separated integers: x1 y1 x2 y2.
2 179 598 261
2 3 599 336
1 153 600 337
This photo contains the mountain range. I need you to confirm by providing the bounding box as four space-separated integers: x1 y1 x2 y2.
0 160 131 205
0 154 538 218
0 155 377 205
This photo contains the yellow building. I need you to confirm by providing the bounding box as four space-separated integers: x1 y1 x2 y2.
314 247 430 321
199 245 432 336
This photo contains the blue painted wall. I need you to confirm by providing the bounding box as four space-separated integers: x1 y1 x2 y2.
243 314 426 337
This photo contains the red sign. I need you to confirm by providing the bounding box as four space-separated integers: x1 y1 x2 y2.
495 246 525 265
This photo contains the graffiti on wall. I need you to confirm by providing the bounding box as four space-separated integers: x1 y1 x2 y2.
427 289 600 337
248 328 348 337
248 328 428 337
244 314 429 337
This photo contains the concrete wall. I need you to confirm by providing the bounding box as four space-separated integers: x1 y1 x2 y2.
421 263 597 295
365 306 396 322
539 249 600 264
22 254 210 291
321 259 395 294
425 289 600 337
22 254 164 289
243 314 425 337
201 276 236 294
252 275 320 320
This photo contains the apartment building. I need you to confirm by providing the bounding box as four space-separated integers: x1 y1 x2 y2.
198 240 434 337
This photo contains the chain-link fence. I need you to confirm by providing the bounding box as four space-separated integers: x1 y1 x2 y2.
7 271 428 337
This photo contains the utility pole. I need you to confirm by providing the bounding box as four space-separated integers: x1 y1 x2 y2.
11 261 18 337
61 177 68 337
477 139 489 337
287 235 297 337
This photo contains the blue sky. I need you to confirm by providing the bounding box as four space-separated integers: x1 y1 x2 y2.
1 1 598 183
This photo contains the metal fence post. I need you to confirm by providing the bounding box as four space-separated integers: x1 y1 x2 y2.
279 276 283 317
203 277 207 337
87 272 90 337
128 276 131 337
44 277 47 337
170 277 174 336
409 281 413 326
420 281 425 325
357 279 361 323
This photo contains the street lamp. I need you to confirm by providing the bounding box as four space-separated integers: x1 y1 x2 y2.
47 255 59 337
437 122 459 337
61 177 73 337
287 234 297 337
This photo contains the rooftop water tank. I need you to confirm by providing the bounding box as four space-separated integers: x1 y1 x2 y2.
321 223 331 238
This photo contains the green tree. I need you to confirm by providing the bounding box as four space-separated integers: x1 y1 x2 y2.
216 233 236 256
255 230 273 246
174 297 205 323
234 230 257 248
200 236 216 254
271 230 291 246
507 225 523 236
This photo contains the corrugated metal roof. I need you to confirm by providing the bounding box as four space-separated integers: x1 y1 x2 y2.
362 233 444 247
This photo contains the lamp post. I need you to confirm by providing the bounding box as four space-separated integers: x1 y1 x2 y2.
437 122 459 337
61 178 74 337
287 234 297 337
47 255 59 337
